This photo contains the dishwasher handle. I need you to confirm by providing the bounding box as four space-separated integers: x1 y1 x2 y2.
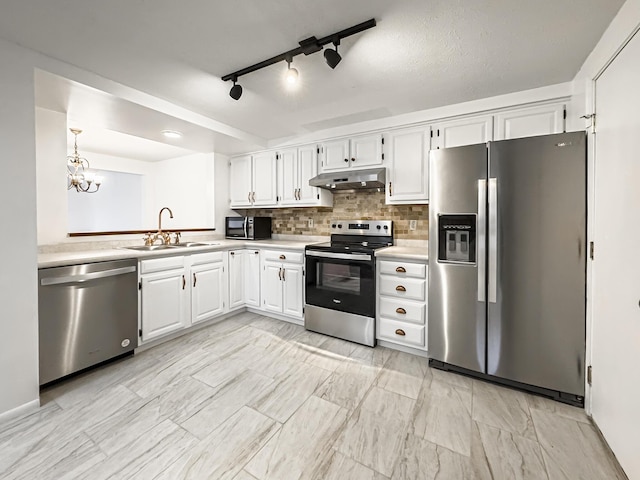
40 266 136 286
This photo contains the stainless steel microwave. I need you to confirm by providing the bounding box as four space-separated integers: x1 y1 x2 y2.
225 216 272 240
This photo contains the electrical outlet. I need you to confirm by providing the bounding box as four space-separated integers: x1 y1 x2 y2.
308 218 314 228
409 220 417 231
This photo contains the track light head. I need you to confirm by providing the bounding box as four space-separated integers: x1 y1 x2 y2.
229 77 243 100
285 58 299 85
324 40 342 69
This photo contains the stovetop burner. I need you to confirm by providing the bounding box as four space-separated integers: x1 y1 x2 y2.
306 220 394 254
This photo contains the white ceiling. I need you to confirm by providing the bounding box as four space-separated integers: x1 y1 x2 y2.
1 0 625 155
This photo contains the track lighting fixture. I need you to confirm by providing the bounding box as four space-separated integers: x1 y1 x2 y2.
222 18 376 100
229 76 243 100
324 40 342 69
285 58 299 85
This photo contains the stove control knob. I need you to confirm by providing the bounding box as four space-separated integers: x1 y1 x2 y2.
376 225 381 230
383 225 389 230
338 224 343 228
331 224 336 228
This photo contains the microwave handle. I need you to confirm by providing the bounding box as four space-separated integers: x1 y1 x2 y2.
244 217 248 238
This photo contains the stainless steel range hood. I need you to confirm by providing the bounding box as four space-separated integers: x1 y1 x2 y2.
309 167 386 192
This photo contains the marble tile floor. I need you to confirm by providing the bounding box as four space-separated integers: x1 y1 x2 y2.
0 312 627 480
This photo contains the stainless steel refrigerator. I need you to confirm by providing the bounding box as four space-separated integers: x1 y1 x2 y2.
428 132 586 406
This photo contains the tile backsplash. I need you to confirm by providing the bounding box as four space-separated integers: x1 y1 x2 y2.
236 191 428 239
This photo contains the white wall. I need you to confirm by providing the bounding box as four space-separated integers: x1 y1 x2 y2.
214 153 233 233
0 39 40 419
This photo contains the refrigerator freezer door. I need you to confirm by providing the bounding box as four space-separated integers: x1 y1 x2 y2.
487 132 586 396
428 143 488 373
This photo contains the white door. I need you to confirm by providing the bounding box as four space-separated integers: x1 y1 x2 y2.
252 151 278 206
282 263 304 318
244 249 261 307
386 127 429 204
229 155 253 207
191 263 224 324
297 144 318 203
140 269 188 342
590 30 640 480
319 138 350 172
261 262 283 313
431 115 493 149
495 103 565 140
278 148 298 206
350 133 383 168
228 250 245 310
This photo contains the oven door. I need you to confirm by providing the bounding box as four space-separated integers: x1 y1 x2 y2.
305 250 374 317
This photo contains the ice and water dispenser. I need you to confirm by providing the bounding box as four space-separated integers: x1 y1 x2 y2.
437 214 476 264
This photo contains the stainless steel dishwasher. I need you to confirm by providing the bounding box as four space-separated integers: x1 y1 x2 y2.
38 259 138 385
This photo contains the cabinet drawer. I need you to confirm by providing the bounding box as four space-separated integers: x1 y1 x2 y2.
140 255 185 274
378 318 425 348
379 260 426 278
379 276 426 301
262 250 303 264
191 251 224 266
379 297 425 325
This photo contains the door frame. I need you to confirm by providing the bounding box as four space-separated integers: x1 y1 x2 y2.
585 22 640 415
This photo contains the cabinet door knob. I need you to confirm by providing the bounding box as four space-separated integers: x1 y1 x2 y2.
395 266 406 273
396 285 406 292
395 329 406 336
254 251 259 255
279 254 286 260
344 158 349 163
351 157 356 162
396 307 407 314
230 251 235 255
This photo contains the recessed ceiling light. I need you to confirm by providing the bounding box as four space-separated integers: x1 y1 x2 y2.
162 130 182 139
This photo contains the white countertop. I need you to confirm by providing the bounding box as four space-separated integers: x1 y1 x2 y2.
38 239 323 269
375 245 429 262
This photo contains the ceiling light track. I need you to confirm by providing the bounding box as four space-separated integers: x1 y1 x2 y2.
222 18 376 99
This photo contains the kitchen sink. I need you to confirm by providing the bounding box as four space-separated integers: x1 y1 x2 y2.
124 245 179 251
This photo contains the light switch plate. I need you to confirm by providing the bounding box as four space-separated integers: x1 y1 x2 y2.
308 219 314 228
409 220 417 231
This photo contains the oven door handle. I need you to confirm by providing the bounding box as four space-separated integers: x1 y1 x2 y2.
305 250 372 261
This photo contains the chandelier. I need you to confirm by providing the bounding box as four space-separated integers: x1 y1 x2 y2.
67 128 102 193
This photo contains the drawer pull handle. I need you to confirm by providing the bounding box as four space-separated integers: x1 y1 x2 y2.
395 329 406 336
254 251 259 255
279 254 286 260
396 285 406 292
396 307 407 314
182 275 186 290
230 251 235 255
193 273 197 287
395 266 406 273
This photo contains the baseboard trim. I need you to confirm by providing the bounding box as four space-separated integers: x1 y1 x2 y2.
246 307 303 326
377 340 429 357
0 398 40 425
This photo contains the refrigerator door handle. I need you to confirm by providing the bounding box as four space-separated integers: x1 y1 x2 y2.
488 178 498 303
477 179 487 301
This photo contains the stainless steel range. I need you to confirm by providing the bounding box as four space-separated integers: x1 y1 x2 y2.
304 220 393 346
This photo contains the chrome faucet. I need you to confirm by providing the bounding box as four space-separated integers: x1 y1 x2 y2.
158 207 174 245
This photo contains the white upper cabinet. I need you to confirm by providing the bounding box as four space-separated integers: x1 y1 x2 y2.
494 103 565 140
251 151 277 207
229 155 253 207
277 145 331 207
319 133 383 172
386 126 430 204
229 152 277 208
430 115 493 149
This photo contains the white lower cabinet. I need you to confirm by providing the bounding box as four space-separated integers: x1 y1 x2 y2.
190 252 226 324
139 251 227 344
228 250 246 310
140 256 189 343
376 258 428 351
245 249 261 307
260 249 304 320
